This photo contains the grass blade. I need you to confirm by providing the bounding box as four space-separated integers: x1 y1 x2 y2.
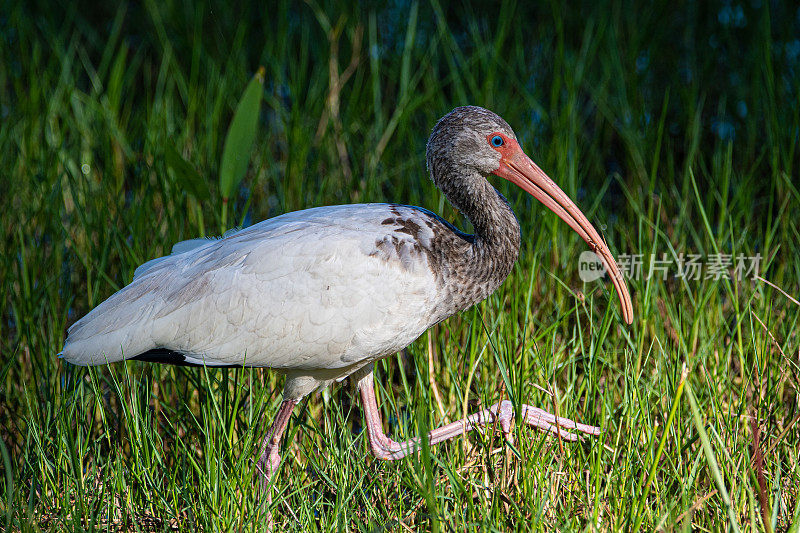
685 382 742 533
166 144 210 201
631 364 688 531
219 66 265 229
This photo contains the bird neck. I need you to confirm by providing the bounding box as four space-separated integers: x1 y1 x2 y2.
437 168 522 311
464 178 521 255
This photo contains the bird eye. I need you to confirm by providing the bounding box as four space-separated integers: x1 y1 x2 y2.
490 135 504 147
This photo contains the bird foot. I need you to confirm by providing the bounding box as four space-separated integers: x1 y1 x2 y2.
358 371 599 462
487 400 601 444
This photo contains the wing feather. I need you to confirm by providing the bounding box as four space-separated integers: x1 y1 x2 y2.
61 204 446 370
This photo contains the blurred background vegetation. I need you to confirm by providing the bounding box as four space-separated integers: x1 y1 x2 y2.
1 0 799 530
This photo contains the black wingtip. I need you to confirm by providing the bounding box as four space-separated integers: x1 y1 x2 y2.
131 349 242 368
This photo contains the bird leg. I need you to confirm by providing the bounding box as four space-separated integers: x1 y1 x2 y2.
356 371 599 460
256 399 297 500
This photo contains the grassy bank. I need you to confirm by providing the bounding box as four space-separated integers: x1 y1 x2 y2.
1 0 799 530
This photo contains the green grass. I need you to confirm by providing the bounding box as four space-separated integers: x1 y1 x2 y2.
2 0 799 530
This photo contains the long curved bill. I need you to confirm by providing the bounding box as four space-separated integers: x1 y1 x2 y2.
492 141 634 325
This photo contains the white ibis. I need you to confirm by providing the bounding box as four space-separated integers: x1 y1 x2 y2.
61 106 633 512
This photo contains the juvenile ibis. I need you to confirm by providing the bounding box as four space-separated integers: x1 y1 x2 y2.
61 106 633 511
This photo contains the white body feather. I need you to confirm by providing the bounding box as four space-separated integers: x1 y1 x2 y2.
61 204 444 395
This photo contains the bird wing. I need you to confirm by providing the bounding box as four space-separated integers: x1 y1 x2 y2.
132 226 248 280
61 204 447 370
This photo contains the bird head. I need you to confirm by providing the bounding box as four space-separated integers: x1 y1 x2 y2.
427 106 634 325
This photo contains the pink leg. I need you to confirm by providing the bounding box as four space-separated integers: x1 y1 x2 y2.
356 371 599 460
255 398 297 524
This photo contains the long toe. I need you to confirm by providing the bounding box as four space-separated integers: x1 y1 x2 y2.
518 404 600 437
